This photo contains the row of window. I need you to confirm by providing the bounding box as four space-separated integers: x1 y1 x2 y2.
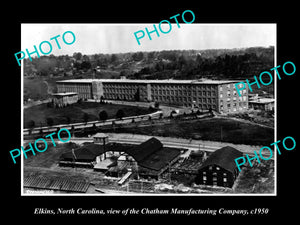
78 93 91 99
152 90 217 96
203 176 228 182
201 169 229 186
221 102 247 107
219 83 236 91
152 96 217 103
104 84 146 89
151 84 217 91
220 96 247 104
103 88 218 97
220 106 247 113
219 89 247 98
58 84 91 93
202 177 228 183
105 89 147 95
104 94 147 101
103 84 219 92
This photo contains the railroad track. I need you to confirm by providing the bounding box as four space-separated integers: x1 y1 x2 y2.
23 133 273 159
59 137 273 159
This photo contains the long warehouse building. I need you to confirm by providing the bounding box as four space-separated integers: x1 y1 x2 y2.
56 78 248 113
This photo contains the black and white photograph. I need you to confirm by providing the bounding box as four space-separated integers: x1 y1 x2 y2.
21 23 276 195
4 3 298 221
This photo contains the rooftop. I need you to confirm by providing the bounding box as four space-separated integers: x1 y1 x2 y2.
60 138 184 171
56 78 238 85
93 133 109 138
249 98 275 104
51 92 78 96
198 146 243 173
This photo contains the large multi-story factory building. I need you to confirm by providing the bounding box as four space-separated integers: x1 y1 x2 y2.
56 79 248 113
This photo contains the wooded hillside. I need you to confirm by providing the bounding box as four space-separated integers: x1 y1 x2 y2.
24 46 274 80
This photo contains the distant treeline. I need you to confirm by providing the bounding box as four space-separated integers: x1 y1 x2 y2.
24 46 274 80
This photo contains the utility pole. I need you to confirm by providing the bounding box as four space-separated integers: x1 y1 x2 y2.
72 148 77 172
169 162 171 183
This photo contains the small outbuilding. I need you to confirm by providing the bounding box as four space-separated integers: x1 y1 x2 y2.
194 146 243 188
51 92 78 108
93 133 109 145
249 98 275 111
59 144 104 168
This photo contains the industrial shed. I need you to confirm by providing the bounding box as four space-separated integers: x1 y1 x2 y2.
59 144 106 168
194 146 243 188
59 137 185 179
127 138 184 178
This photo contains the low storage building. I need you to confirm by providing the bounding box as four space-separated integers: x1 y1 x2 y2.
59 144 103 168
249 98 275 111
51 92 78 108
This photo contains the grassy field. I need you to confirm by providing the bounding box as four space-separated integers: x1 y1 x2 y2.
24 101 155 128
104 117 274 146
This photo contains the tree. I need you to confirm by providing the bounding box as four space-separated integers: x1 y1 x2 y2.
159 113 163 119
27 120 35 128
83 113 89 123
147 51 155 62
65 116 71 124
100 96 105 104
73 61 81 70
134 88 140 101
155 61 164 71
110 54 118 64
82 55 90 62
177 55 187 70
73 52 82 61
209 107 214 116
46 117 54 126
81 61 91 70
120 70 127 77
99 110 108 122
132 52 143 61
116 109 125 119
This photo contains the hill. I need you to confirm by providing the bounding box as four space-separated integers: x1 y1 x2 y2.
23 47 274 100
24 46 274 80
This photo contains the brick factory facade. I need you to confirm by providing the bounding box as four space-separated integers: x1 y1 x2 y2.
56 79 248 113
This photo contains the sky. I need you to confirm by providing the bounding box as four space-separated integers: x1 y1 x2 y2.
21 23 276 56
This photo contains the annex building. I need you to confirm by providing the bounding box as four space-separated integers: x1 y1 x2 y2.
56 78 248 113
51 92 78 108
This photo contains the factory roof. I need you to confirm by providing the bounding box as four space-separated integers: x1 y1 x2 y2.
51 92 78 96
56 78 238 85
249 98 275 104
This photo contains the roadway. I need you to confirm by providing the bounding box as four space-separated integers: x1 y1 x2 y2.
23 100 196 136
23 110 163 135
